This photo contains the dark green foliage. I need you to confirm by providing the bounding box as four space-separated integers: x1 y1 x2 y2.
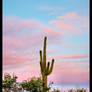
2 73 18 92
20 77 60 92
39 36 55 92
68 88 87 92
52 88 60 92
2 73 17 89
21 77 43 92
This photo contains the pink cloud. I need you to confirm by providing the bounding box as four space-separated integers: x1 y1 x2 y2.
14 19 41 32
3 16 63 67
49 20 64 24
61 43 89 49
42 26 62 36
49 12 89 35
3 16 63 74
3 16 62 48
3 16 42 34
48 61 89 83
63 42 89 45
52 53 89 60
48 71 89 83
56 24 77 31
3 52 89 83
57 12 79 20
62 46 88 49
3 53 39 67
16 68 40 82
3 34 43 50
57 12 89 25
3 62 41 82
3 61 89 83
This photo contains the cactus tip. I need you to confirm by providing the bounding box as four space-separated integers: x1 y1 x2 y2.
45 36 47 40
52 59 54 61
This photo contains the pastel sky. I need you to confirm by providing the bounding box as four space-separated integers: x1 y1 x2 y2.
3 0 89 86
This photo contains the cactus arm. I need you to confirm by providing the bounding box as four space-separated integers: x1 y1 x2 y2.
47 62 50 72
45 62 50 75
40 50 44 73
46 59 54 75
40 50 42 62
40 61 43 73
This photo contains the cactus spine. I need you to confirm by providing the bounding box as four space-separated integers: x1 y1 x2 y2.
39 36 54 92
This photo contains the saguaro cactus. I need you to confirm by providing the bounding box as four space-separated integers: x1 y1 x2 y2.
39 36 54 92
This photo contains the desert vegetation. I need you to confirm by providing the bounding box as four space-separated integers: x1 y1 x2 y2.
2 73 87 92
2 73 60 92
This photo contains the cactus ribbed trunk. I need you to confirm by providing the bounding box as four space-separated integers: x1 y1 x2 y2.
43 75 47 92
39 36 54 92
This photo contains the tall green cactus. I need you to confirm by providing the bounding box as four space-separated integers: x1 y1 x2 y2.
39 36 54 92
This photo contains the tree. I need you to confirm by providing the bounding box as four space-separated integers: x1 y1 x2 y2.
21 77 43 92
2 73 18 91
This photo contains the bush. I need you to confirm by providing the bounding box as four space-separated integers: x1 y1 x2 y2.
21 77 43 92
68 88 87 92
21 77 60 92
3 73 87 92
51 88 60 92
2 73 18 91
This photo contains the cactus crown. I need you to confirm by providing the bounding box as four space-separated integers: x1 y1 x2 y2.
40 36 54 76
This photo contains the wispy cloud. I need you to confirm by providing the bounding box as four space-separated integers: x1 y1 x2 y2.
38 6 65 11
49 20 64 24
48 61 89 83
56 24 77 31
3 16 63 73
57 12 79 20
38 6 54 11
7 61 89 83
3 16 62 54
52 53 89 60
4 60 89 83
60 42 89 49
49 12 89 35
38 6 66 16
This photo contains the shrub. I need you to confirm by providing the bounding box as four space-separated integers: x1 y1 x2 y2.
68 88 87 92
2 73 18 91
21 77 43 92
52 88 60 92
